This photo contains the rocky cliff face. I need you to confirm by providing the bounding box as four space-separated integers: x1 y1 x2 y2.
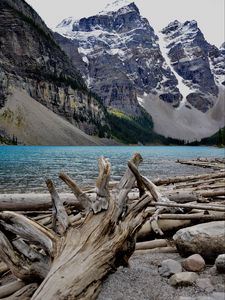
0 0 109 139
208 43 225 86
161 20 221 112
54 2 182 115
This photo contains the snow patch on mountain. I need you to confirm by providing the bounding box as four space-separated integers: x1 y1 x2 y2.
158 31 193 109
208 43 225 86
99 0 133 15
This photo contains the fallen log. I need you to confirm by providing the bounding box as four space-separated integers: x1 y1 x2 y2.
135 246 177 254
0 194 82 212
166 191 199 203
153 172 225 186
137 219 192 240
158 213 225 221
136 239 168 250
174 177 219 189
200 189 225 198
148 201 225 212
177 159 224 170
2 186 220 213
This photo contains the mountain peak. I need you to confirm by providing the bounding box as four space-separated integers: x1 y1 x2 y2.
99 0 138 15
220 42 225 49
161 19 199 35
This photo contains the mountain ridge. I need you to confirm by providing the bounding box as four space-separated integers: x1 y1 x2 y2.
54 0 225 142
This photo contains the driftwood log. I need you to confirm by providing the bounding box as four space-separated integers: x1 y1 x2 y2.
0 153 179 300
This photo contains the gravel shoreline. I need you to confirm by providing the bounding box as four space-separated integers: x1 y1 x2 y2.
98 253 225 300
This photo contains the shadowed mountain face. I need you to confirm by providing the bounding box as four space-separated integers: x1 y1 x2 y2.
0 0 110 144
161 20 222 112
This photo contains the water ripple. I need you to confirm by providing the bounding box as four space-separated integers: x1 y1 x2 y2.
0 146 223 193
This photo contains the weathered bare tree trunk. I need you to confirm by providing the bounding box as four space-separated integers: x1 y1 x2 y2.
0 154 165 300
2 154 223 299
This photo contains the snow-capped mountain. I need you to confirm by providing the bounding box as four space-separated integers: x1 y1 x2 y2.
208 43 225 86
54 1 182 116
54 0 225 141
161 20 220 112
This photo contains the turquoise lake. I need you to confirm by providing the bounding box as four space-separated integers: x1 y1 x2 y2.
0 146 224 193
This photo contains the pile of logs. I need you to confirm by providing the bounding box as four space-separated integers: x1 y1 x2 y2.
0 154 225 299
177 157 225 171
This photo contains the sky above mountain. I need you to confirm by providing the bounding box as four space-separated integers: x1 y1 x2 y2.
26 0 224 48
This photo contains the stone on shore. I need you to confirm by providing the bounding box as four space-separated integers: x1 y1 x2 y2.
169 272 198 286
158 259 182 277
173 222 225 262
215 254 225 273
182 254 205 272
178 293 225 300
196 278 214 292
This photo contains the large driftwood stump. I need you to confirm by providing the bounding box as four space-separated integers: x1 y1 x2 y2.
0 154 225 300
0 154 181 299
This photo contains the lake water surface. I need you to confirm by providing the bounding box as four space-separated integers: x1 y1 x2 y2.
0 146 224 193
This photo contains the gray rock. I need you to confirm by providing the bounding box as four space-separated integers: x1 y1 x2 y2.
215 254 225 273
211 292 225 300
196 297 214 300
169 272 198 286
173 222 225 262
178 296 224 300
158 259 182 277
182 254 206 272
196 278 214 292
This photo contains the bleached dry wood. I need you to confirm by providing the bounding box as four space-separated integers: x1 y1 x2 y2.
136 239 168 250
0 231 48 281
166 191 199 203
200 189 225 198
137 219 191 240
158 213 225 221
175 177 225 189
177 158 225 170
92 157 111 213
135 246 177 254
0 153 161 300
2 283 38 300
148 201 225 212
0 194 82 212
0 281 26 298
59 173 90 211
116 153 143 219
1 154 223 299
0 212 57 255
153 172 225 186
128 161 182 235
46 179 69 235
